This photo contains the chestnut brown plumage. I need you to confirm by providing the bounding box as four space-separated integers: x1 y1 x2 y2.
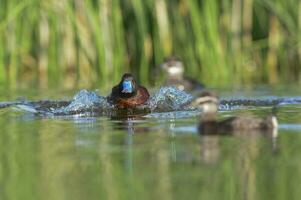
108 73 150 109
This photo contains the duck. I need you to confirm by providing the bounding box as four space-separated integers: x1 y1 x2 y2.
107 73 150 109
161 57 204 92
189 91 278 135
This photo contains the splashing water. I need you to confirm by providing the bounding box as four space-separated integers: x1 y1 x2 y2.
220 96 301 110
147 87 193 111
3 87 301 118
8 87 193 116
53 90 113 115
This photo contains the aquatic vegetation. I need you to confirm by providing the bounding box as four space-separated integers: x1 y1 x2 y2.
0 0 300 88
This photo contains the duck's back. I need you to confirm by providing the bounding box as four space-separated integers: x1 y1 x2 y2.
218 115 276 130
183 76 205 91
165 77 204 91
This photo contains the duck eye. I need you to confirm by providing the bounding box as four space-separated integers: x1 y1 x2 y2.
122 80 133 93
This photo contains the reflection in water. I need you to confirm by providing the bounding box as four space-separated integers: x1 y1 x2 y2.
1 90 301 199
110 110 151 134
154 130 173 200
39 121 77 200
0 113 298 200
200 129 278 165
200 136 220 164
199 128 279 199
99 130 119 200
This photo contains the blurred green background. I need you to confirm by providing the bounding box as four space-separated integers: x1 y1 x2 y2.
0 0 301 90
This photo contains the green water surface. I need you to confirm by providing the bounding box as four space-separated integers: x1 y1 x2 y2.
0 87 301 200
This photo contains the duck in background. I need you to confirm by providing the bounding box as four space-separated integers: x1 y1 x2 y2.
161 57 204 92
107 73 150 109
189 91 278 135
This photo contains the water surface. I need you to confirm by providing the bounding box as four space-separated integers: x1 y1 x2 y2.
0 86 301 200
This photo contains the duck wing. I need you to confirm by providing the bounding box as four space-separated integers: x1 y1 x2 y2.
183 76 205 90
219 116 268 130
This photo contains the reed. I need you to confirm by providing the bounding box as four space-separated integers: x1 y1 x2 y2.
0 0 300 89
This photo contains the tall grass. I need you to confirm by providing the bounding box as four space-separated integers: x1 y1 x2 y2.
0 0 300 89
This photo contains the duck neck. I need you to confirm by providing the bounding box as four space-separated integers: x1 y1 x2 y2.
119 86 137 98
201 112 218 122
201 101 219 122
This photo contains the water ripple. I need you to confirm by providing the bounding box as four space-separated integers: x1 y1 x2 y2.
2 89 301 118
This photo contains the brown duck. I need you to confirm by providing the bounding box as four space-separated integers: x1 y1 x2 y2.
189 91 278 135
161 57 204 92
108 73 150 109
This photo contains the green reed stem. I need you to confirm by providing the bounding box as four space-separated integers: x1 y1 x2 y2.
0 0 300 88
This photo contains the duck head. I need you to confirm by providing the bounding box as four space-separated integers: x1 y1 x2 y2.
161 57 184 78
119 73 138 97
191 91 219 114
